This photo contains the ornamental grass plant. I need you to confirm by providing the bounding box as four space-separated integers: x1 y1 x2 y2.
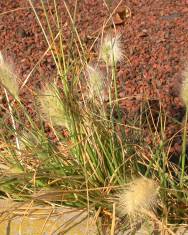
0 1 188 234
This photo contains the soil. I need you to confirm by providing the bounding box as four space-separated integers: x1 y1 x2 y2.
0 0 188 156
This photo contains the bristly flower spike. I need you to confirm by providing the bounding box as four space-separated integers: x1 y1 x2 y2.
38 83 69 128
116 177 159 219
0 51 19 99
86 64 106 102
100 33 123 66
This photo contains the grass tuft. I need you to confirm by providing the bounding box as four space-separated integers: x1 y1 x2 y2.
0 1 187 234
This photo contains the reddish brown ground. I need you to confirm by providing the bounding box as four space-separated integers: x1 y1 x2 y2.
0 0 188 156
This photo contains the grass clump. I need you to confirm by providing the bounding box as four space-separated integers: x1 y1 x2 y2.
0 1 187 234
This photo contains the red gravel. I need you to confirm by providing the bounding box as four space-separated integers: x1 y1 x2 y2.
0 0 188 155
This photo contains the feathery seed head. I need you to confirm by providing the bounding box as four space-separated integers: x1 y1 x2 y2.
117 177 159 218
86 64 106 101
0 52 19 99
100 33 123 66
38 84 69 128
181 67 188 108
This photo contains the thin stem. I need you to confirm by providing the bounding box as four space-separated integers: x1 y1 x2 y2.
4 88 20 152
180 109 187 187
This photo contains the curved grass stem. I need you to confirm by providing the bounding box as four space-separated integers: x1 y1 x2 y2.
180 109 187 187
